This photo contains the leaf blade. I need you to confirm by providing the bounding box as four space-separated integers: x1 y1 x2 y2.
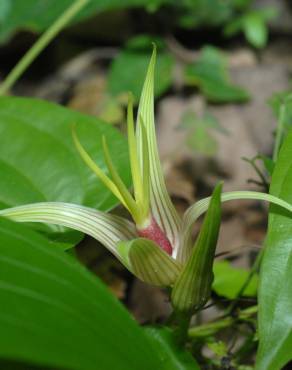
256 130 292 370
0 218 163 370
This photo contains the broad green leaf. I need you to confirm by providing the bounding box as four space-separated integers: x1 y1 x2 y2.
144 327 200 370
256 130 292 370
108 45 174 101
172 183 222 313
117 238 181 286
212 260 258 299
0 217 164 370
0 96 131 243
184 46 249 103
0 0 153 44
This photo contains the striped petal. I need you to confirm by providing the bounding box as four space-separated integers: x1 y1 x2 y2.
136 46 181 254
178 191 292 263
117 238 182 287
0 202 137 264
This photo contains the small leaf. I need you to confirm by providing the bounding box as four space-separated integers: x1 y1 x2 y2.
243 12 267 48
171 183 222 313
212 260 258 299
184 46 249 103
108 43 174 100
118 238 182 286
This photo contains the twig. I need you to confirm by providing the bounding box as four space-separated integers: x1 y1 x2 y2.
188 306 258 338
0 0 89 95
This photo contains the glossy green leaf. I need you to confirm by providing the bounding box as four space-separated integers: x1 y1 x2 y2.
184 46 249 103
108 38 174 100
0 217 165 370
0 0 152 44
0 96 131 243
256 130 292 370
172 183 222 313
212 260 258 299
144 327 200 370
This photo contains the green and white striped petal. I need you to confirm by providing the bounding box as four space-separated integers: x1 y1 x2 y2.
137 46 181 254
178 191 292 263
118 238 182 287
0 202 137 264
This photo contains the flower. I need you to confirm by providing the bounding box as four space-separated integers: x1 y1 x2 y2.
1 47 292 313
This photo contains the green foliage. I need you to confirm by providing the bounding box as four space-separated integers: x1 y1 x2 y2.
174 0 257 29
212 260 258 299
269 91 292 130
0 0 152 44
181 111 228 156
184 46 249 103
108 36 174 101
0 97 131 245
144 327 200 369
224 8 277 48
256 130 292 370
0 218 163 370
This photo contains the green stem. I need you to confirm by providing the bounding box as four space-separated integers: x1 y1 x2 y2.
172 311 192 347
226 250 263 315
188 306 258 338
273 103 286 162
0 0 88 96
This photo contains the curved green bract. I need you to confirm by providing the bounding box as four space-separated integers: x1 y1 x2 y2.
0 202 136 263
178 191 292 263
118 238 182 287
137 47 181 253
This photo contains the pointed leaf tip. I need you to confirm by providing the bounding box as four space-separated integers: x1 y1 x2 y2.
171 183 222 313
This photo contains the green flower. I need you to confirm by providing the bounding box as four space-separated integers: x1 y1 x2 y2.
1 47 292 313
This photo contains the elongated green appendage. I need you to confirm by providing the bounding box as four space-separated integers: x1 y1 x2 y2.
178 191 292 263
0 202 137 264
72 126 129 210
171 184 222 313
137 46 181 253
127 93 144 206
102 136 139 219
